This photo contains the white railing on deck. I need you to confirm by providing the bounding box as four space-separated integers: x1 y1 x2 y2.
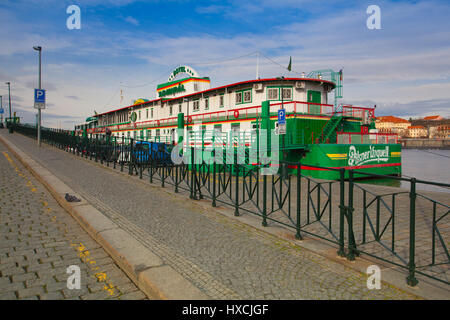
337 132 399 144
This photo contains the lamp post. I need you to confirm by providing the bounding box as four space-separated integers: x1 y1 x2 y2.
277 76 288 178
0 95 3 127
5 82 12 133
33 46 42 147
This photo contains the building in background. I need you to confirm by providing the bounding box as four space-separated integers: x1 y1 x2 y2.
406 125 428 138
430 125 450 139
375 116 411 137
423 115 443 121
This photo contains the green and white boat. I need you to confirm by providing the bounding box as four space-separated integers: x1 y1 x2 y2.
76 65 401 179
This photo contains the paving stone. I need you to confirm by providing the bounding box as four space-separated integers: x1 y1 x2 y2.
0 140 145 300
0 291 17 300
11 272 37 283
119 290 147 300
39 292 65 300
17 286 46 299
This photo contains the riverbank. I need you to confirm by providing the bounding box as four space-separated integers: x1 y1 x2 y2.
400 138 450 149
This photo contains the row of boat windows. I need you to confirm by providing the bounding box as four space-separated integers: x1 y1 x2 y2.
101 86 294 125
111 123 243 139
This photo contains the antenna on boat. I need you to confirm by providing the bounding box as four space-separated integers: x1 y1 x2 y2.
256 51 260 79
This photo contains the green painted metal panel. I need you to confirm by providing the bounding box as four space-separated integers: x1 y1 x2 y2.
307 90 321 115
298 143 402 179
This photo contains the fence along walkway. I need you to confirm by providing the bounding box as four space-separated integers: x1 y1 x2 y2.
11 124 450 287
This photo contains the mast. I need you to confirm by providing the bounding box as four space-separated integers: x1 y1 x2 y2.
256 52 259 79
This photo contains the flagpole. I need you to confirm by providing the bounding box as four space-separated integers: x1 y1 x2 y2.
256 52 259 79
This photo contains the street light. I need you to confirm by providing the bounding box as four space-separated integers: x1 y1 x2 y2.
0 95 3 128
5 82 12 133
183 97 190 145
33 46 42 147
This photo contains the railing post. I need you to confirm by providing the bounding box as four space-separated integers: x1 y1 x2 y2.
262 172 268 227
212 161 216 207
95 136 98 162
347 170 357 260
90 137 93 160
113 138 116 169
295 163 303 240
407 178 418 287
175 164 179 193
190 147 196 200
100 137 104 164
338 168 346 257
234 150 239 216
129 138 134 175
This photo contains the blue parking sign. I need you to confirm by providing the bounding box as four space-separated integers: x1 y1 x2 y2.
278 108 286 125
34 89 46 103
0 108 4 114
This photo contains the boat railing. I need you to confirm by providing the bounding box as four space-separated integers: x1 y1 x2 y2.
109 101 336 131
337 132 399 144
335 105 375 122
185 101 336 125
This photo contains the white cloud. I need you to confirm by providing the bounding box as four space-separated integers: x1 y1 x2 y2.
124 16 140 26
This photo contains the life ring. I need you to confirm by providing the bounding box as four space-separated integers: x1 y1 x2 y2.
187 116 192 124
234 110 239 119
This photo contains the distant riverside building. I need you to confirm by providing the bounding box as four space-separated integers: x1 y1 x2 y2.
375 116 411 137
430 125 450 139
406 125 428 138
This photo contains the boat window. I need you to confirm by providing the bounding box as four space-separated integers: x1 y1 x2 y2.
243 90 251 103
268 88 279 100
179 103 182 114
235 92 242 104
219 95 224 107
193 100 200 111
169 105 173 116
205 98 209 110
282 87 292 100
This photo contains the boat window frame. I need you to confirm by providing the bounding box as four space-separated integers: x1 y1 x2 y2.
235 88 252 105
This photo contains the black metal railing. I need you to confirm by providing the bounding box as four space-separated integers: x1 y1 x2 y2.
11 123 450 287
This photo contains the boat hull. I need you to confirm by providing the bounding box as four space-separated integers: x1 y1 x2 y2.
299 143 402 180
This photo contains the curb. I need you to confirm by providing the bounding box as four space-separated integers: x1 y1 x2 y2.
0 134 209 300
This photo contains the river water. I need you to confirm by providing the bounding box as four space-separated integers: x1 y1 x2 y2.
359 149 450 193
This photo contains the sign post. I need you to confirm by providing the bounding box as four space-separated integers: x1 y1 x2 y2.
34 89 46 109
33 46 43 147
277 108 286 135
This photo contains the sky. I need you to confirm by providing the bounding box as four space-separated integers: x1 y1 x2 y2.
0 0 449 129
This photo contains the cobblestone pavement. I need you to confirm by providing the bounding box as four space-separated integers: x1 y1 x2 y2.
0 139 146 300
0 131 421 299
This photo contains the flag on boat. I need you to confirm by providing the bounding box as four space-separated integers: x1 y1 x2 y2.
287 56 292 72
